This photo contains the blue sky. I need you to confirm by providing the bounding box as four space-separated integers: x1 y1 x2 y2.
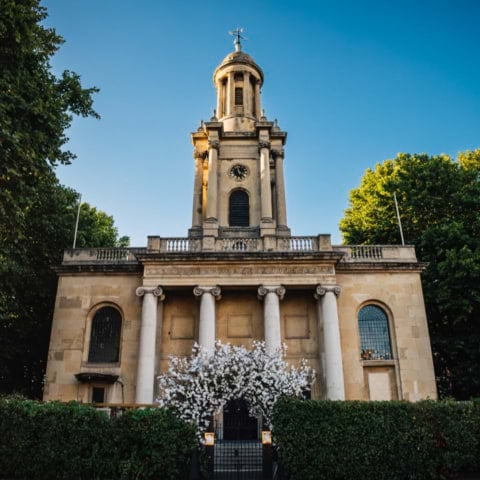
43 0 480 246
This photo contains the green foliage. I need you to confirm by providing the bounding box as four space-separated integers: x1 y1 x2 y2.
0 398 109 480
339 151 480 399
273 398 480 480
0 399 196 480
75 202 128 249
109 408 196 480
0 0 127 397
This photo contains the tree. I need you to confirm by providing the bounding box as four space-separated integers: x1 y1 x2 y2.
158 342 314 436
74 202 130 249
0 0 127 397
339 151 480 399
0 0 99 247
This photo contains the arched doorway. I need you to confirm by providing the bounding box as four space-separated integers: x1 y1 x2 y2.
222 398 258 440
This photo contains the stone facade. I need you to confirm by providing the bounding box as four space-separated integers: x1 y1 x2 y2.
44 42 437 405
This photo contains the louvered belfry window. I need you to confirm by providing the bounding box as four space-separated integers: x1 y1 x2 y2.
235 87 243 105
88 306 122 363
229 190 249 227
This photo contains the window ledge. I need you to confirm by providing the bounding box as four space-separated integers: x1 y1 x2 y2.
82 362 120 368
75 372 119 384
361 359 396 367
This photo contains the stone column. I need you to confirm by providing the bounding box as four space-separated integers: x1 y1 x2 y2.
258 285 285 352
194 286 221 354
206 140 219 221
227 72 235 115
259 141 273 221
216 81 222 118
244 72 251 115
135 286 165 404
254 80 261 118
272 148 287 228
314 285 345 400
191 149 204 228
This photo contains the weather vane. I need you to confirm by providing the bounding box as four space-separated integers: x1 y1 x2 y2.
229 27 247 52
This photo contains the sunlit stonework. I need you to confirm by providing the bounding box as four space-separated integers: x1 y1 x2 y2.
44 35 437 434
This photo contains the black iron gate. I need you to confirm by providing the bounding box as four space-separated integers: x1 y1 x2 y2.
212 440 264 479
223 399 258 440
199 399 275 479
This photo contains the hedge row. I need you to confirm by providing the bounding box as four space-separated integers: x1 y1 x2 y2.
273 399 480 480
0 398 196 480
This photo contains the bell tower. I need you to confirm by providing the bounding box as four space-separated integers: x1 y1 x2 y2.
189 33 290 242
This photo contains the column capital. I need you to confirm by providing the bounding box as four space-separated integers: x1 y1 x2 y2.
314 284 341 299
208 140 220 150
258 140 271 151
271 148 284 159
193 286 222 300
258 285 286 301
136 286 165 300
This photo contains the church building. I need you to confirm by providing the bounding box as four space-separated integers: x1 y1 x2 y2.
44 37 437 410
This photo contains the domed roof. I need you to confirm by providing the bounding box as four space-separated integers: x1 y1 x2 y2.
214 49 264 83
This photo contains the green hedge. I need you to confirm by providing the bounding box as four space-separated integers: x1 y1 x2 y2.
272 399 480 480
0 398 196 480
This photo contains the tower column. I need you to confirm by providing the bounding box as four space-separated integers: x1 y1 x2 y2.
191 149 204 228
135 286 164 404
254 80 261 118
273 148 288 229
314 285 345 400
194 286 221 354
206 140 219 222
216 81 222 118
258 285 285 352
227 71 235 115
244 71 252 115
259 141 273 221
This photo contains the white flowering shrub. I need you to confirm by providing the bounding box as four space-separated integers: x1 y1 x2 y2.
157 341 314 436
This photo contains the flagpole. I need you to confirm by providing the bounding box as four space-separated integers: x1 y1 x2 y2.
393 192 405 246
73 194 82 248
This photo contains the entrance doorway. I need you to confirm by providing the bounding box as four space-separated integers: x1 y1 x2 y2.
222 398 258 440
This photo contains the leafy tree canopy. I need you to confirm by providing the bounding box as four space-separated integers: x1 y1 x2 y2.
340 150 480 399
0 0 127 397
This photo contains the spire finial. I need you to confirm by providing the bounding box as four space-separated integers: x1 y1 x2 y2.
229 27 247 52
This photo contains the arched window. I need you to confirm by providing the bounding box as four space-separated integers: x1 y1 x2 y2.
358 305 392 360
229 190 249 227
88 306 122 363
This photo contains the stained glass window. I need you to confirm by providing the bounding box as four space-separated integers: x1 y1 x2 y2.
358 305 392 360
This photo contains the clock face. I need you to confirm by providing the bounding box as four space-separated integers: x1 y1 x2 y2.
229 164 249 181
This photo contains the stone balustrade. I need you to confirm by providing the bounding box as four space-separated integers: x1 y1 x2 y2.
63 248 146 263
62 240 417 264
334 245 417 262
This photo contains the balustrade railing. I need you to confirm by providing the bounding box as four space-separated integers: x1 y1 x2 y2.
63 240 416 264
220 238 260 252
287 236 315 251
162 238 201 252
63 248 146 263
351 245 383 259
335 245 416 262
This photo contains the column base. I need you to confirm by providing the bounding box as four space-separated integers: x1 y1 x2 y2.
203 219 219 238
275 226 291 237
188 226 203 238
261 218 276 237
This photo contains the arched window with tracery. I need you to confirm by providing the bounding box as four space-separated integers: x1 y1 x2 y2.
88 306 122 363
229 189 249 227
358 305 392 360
